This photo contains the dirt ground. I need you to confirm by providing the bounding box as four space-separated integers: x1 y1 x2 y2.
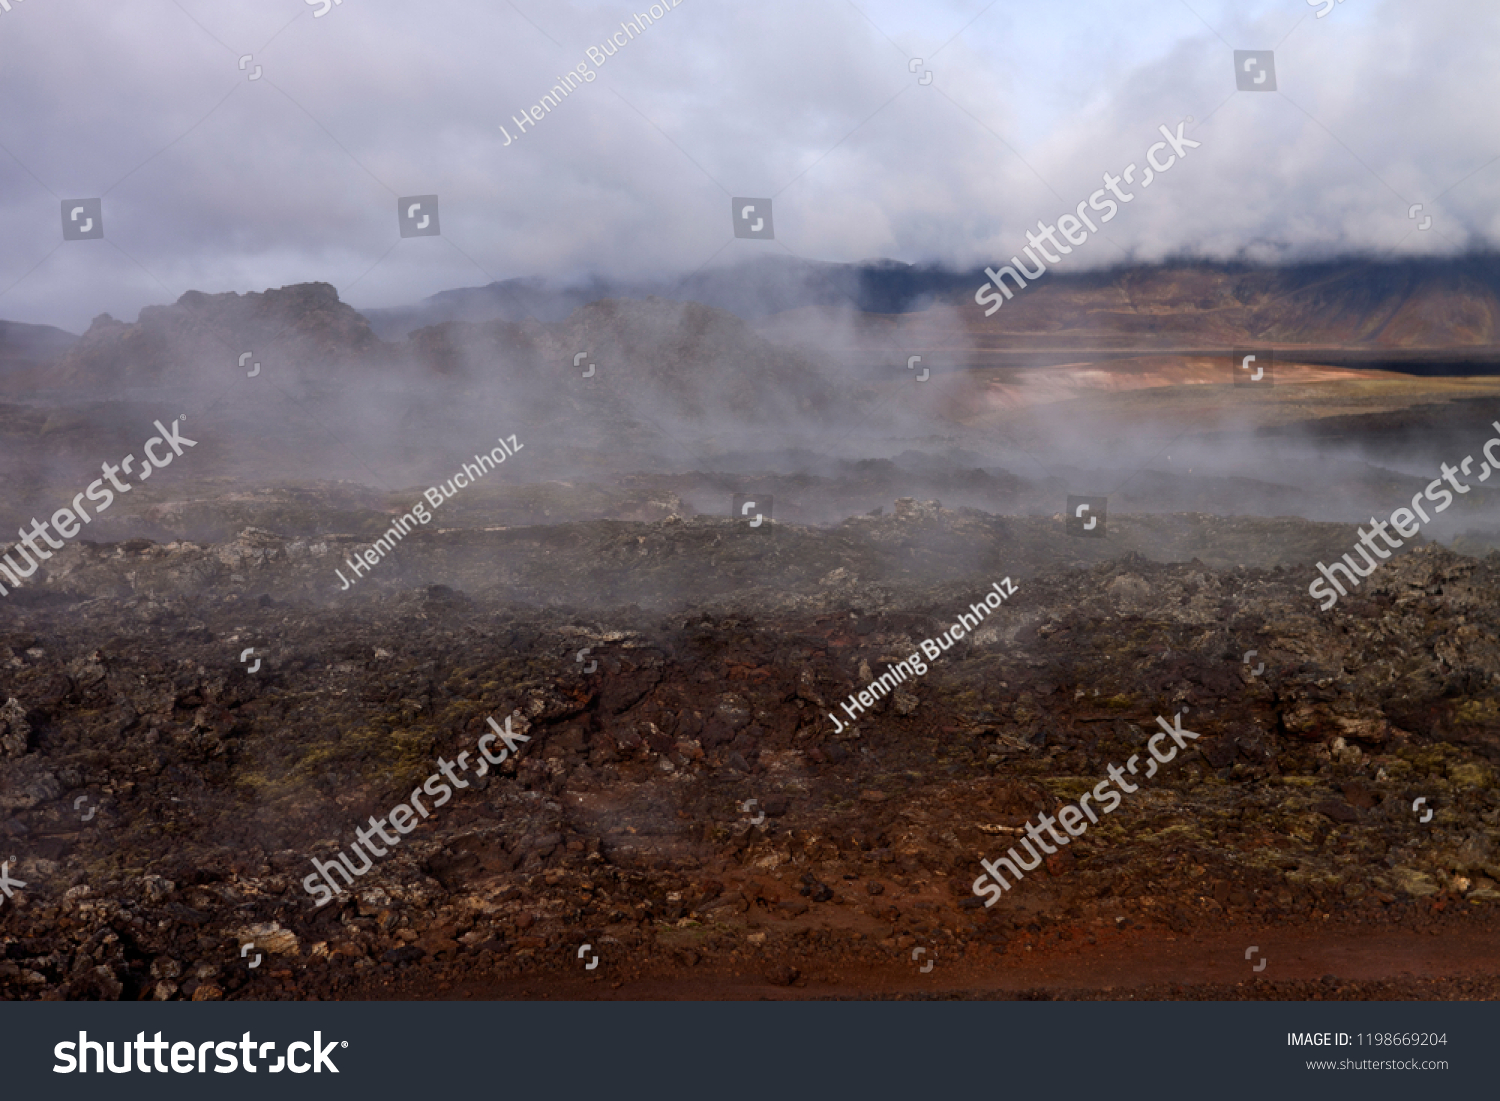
4 475 1500 1002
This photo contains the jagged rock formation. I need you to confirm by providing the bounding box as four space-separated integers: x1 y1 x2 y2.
44 283 387 391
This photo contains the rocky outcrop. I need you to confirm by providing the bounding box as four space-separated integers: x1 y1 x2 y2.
1 503 1498 1001
47 283 387 390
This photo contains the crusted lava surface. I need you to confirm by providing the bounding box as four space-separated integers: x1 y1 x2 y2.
3 492 1500 1001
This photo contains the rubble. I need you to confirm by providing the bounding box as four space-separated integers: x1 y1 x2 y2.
2 498 1498 1000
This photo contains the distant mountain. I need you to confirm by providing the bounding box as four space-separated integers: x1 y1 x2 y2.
0 319 76 375
742 255 1500 380
360 254 1500 360
360 256 968 339
33 282 388 392
14 253 1500 401
406 295 843 430
0 280 849 448
958 254 1500 351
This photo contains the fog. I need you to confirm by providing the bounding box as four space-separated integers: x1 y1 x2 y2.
3 0 1499 332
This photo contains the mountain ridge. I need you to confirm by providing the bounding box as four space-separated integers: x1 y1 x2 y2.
7 253 1500 396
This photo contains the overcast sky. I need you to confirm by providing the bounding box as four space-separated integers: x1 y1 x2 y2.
1 0 1496 332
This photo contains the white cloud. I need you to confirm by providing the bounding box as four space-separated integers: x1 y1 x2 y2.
0 0 1495 330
